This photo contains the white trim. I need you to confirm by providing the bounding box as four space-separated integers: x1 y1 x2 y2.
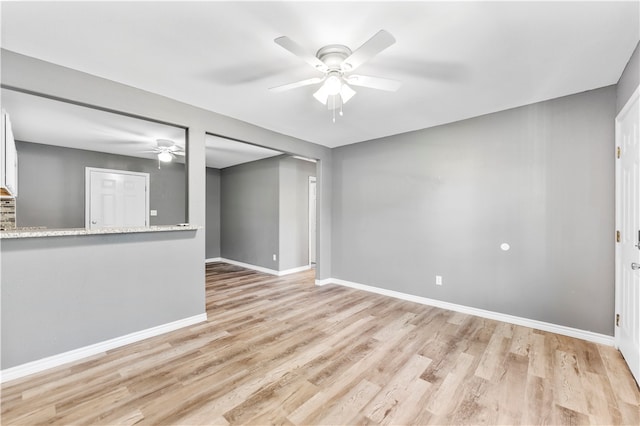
279 265 311 276
292 155 317 163
318 278 614 347
614 84 640 350
309 176 317 266
0 313 207 383
217 258 280 275
215 258 310 277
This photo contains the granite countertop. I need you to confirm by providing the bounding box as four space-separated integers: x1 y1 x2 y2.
0 224 200 239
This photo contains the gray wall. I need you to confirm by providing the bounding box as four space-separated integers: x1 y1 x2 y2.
280 157 317 270
617 40 640 114
205 167 221 259
332 86 616 336
16 141 186 228
221 157 280 270
220 156 316 271
1 231 202 368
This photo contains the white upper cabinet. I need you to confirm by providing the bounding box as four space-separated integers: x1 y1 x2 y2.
1 110 18 198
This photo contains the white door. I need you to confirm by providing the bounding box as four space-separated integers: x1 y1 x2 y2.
615 86 640 385
86 168 149 229
309 176 317 264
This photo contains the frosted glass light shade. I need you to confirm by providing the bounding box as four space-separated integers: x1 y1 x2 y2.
340 84 356 103
158 151 172 162
324 75 342 95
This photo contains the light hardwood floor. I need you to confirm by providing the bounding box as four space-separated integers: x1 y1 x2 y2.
2 262 639 425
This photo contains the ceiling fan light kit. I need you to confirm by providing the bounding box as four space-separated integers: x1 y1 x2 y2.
323 73 343 96
146 138 185 169
270 30 401 122
157 151 173 163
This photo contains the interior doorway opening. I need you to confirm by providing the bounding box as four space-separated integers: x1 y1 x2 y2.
204 133 319 279
309 176 317 266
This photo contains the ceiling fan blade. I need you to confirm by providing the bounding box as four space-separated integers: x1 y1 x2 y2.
106 140 147 146
171 151 185 156
340 30 396 72
270 77 324 93
156 139 176 148
274 36 329 73
346 75 401 92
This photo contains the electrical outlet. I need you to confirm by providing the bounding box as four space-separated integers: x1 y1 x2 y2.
273 254 277 261
436 275 443 286
150 210 158 217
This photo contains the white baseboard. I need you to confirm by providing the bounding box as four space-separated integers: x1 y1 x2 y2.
0 313 207 384
318 278 614 347
213 258 310 277
216 258 280 275
279 265 311 276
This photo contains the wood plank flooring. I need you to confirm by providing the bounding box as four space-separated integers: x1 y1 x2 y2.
2 262 639 425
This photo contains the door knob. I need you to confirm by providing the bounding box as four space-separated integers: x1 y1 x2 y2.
91 220 97 225
632 263 640 270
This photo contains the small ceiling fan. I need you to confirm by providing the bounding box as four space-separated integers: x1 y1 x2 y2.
144 139 185 167
270 30 401 120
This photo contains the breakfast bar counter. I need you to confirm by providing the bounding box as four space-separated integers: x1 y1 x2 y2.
0 224 199 239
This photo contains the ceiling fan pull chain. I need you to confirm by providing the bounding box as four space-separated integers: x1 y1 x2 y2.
332 96 336 123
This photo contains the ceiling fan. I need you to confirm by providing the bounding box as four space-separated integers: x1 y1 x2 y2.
144 139 185 167
270 30 401 120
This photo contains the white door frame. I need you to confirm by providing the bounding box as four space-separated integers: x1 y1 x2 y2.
309 176 317 265
85 167 150 228
614 85 640 384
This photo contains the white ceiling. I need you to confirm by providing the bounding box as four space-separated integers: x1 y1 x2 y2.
2 88 282 169
1 1 639 148
205 134 282 169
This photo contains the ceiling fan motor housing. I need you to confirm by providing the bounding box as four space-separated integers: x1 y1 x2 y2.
316 44 352 71
156 139 175 148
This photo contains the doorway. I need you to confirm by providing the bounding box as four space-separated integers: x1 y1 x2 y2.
85 167 149 229
615 86 640 385
309 176 317 265
205 134 319 276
